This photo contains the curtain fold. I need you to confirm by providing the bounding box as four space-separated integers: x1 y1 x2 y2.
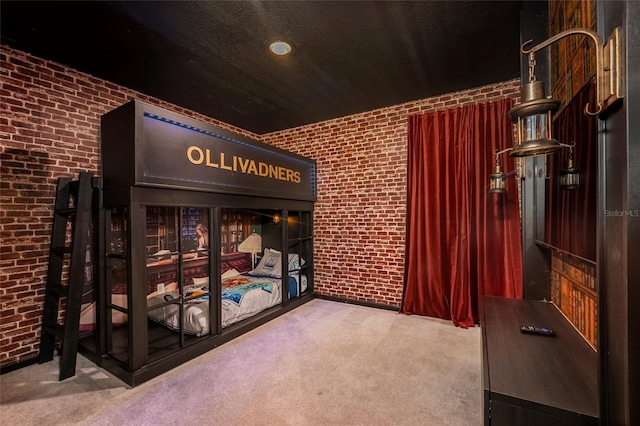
545 81 597 261
401 99 522 327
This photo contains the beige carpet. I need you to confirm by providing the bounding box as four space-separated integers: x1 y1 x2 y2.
0 299 482 426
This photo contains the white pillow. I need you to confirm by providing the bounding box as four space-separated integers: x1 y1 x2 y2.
287 252 305 271
249 248 305 278
222 268 241 279
192 276 209 287
250 248 282 277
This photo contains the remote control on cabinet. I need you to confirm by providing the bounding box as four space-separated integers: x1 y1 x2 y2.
520 325 556 336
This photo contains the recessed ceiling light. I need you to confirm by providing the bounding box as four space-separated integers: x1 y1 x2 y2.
269 41 291 56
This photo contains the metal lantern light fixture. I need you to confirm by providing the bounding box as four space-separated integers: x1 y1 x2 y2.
489 148 512 194
508 53 561 157
489 165 506 194
491 27 624 194
508 27 624 158
560 143 580 190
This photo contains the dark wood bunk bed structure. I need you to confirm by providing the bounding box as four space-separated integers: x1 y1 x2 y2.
80 100 316 386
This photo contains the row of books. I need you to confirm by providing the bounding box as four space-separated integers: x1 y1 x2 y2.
562 281 597 347
551 252 596 290
551 270 598 348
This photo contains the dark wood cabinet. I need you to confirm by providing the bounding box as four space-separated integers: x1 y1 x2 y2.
481 296 598 426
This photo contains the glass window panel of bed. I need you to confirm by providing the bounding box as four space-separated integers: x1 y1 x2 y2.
179 207 211 339
220 208 281 328
288 210 313 298
145 207 210 362
106 206 129 363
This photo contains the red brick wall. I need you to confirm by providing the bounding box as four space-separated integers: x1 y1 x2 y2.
1 44 520 367
0 47 259 367
262 81 520 306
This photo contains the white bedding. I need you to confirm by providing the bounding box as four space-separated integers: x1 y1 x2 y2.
147 274 306 335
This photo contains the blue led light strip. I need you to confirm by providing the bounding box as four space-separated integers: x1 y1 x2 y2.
143 112 309 163
144 112 242 143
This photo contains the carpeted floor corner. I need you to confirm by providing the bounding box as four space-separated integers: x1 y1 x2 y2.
1 299 482 426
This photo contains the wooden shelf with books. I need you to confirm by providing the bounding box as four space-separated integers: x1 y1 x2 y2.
220 211 250 255
550 250 597 347
549 0 597 111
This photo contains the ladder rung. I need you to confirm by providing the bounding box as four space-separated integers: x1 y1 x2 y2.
51 246 72 256
55 208 76 217
44 324 65 339
48 283 69 297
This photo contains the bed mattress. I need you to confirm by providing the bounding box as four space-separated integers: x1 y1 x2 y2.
147 274 306 335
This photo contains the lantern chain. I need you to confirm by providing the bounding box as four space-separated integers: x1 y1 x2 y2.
528 52 537 83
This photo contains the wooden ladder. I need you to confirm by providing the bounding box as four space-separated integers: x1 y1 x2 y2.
38 172 96 380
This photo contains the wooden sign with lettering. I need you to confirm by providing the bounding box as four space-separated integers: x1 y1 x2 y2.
101 100 316 201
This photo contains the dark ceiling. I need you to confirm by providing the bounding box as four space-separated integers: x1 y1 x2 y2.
1 1 523 134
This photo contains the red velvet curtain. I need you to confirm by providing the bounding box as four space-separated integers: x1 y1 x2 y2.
401 99 523 327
